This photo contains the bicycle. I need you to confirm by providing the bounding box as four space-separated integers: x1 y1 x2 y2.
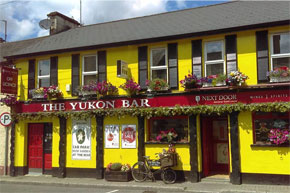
131 154 177 184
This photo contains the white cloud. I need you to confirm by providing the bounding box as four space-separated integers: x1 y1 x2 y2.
0 0 170 42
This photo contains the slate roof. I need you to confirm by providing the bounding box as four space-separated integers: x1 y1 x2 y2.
4 1 290 58
0 37 46 62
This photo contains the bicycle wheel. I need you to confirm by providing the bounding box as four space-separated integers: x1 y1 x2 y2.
161 168 176 184
132 162 148 182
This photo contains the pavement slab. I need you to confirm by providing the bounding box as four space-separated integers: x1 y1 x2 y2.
0 175 289 193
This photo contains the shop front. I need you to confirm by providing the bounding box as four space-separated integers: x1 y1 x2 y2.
10 86 290 184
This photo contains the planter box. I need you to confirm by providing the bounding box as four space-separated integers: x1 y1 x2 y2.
105 170 132 182
160 153 177 168
203 81 226 87
269 76 290 83
78 90 96 96
30 89 45 99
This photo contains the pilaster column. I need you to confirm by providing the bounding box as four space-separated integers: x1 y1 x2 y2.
230 111 241 184
58 116 67 178
189 115 199 182
137 116 145 161
96 115 104 179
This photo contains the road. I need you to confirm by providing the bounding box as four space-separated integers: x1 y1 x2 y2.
0 182 179 193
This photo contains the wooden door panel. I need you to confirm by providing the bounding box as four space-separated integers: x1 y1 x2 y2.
28 124 43 169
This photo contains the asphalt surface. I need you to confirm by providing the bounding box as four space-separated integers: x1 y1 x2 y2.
0 175 289 193
0 183 179 193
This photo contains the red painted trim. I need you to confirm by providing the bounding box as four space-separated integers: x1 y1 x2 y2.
16 89 290 113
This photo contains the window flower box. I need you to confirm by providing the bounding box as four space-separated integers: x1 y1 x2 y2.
180 73 202 90
146 79 169 93
268 66 290 83
30 88 45 99
269 76 290 83
79 81 118 98
202 74 227 87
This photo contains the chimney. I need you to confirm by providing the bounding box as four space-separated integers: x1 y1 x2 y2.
47 12 80 35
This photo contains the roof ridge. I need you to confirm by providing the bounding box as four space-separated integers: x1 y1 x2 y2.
78 0 238 29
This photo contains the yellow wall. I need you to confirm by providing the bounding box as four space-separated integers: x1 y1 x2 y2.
237 31 257 85
15 25 290 101
239 111 290 175
104 116 138 167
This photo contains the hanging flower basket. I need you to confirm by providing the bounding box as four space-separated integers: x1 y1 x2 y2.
180 73 202 90
119 79 141 97
226 71 249 86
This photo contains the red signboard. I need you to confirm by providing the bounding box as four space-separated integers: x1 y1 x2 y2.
17 89 290 113
1 66 18 95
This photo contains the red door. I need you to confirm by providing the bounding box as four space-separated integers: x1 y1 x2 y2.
202 116 229 177
43 124 52 172
28 124 44 170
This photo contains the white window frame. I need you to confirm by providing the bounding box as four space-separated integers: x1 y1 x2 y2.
270 32 290 71
37 59 50 88
150 47 168 81
82 54 98 85
204 40 226 77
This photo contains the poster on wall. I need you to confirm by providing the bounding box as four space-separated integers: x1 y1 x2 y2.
121 125 136 149
105 125 120 148
72 119 91 160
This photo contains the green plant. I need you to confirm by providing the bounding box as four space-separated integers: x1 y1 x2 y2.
146 79 169 91
119 79 141 96
110 163 122 171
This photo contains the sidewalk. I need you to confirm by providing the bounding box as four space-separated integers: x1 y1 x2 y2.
0 175 289 193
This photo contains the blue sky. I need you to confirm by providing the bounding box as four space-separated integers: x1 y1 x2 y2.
0 0 228 42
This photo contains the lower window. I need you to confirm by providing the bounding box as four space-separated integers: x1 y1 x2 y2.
148 116 188 143
253 112 290 145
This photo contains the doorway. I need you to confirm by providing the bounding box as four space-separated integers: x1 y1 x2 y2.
202 116 229 177
28 123 52 174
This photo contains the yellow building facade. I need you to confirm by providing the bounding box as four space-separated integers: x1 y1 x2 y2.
3 1 290 185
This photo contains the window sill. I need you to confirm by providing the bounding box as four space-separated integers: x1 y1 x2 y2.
145 141 189 145
251 143 290 147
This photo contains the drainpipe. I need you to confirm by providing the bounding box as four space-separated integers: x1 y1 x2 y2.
4 126 9 175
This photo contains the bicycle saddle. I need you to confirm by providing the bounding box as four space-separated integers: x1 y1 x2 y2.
143 156 150 159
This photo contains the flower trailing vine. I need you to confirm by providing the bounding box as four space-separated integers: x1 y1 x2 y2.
11 102 290 121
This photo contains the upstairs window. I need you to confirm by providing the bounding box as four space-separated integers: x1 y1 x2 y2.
38 59 50 87
150 48 167 81
271 32 290 70
204 40 225 76
82 55 98 85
